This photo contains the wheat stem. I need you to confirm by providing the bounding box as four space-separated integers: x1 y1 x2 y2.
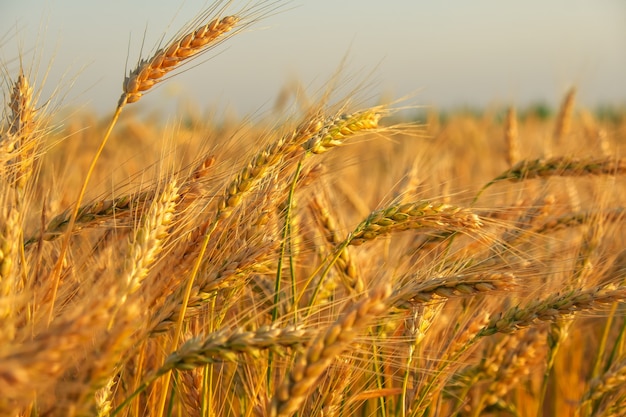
47 102 125 325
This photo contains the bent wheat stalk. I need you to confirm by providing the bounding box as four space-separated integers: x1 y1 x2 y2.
47 3 257 324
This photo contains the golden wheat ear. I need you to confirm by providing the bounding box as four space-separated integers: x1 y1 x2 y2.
122 15 239 104
121 0 280 106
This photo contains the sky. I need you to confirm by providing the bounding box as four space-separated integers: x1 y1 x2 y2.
1 0 625 117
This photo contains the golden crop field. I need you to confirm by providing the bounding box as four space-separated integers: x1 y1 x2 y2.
1 1 625 416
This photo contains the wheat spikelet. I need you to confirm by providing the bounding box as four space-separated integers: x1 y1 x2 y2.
504 106 519 168
554 87 576 143
270 284 391 417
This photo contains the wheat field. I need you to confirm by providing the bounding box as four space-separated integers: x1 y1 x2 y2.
1 1 626 416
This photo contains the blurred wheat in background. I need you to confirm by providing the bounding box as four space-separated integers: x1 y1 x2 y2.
1 1 626 416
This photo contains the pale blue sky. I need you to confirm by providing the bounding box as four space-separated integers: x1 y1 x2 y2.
1 0 625 116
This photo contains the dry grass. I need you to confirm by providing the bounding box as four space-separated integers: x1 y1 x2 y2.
1 2 626 416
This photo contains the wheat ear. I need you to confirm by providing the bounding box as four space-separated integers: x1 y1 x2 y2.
307 199 481 306
302 110 381 154
30 154 214 246
554 87 576 144
349 200 482 246
216 115 325 219
481 328 547 408
270 284 391 417
162 325 308 371
112 325 309 414
0 197 21 342
122 15 240 104
4 70 38 191
118 180 179 306
70 180 179 414
504 106 519 168
582 358 626 404
474 156 626 204
479 285 626 337
393 272 516 307
0 71 38 342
